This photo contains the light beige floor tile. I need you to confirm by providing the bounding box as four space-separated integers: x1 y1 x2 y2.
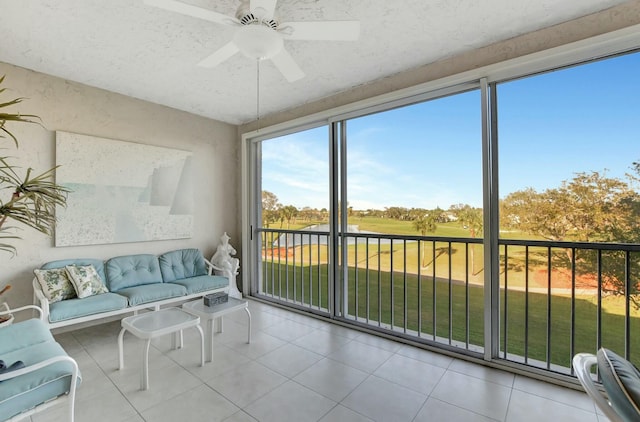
513 375 596 412
213 318 254 344
228 308 286 330
261 319 318 342
141 384 239 422
319 323 363 339
293 358 368 402
222 410 259 422
414 397 499 422
32 301 613 422
396 344 454 369
448 359 515 387
32 384 138 422
257 343 323 377
342 376 427 422
284 312 333 329
108 359 203 412
354 333 403 352
506 389 599 422
173 342 251 381
245 380 336 422
328 340 394 373
373 353 446 394
318 405 374 422
293 329 353 356
431 370 511 420
223 330 287 359
206 361 287 407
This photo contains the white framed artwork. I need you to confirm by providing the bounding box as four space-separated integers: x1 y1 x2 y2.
55 131 193 246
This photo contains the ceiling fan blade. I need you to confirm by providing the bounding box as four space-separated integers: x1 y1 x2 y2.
270 48 305 82
280 21 360 41
197 42 240 68
144 0 238 26
250 0 278 20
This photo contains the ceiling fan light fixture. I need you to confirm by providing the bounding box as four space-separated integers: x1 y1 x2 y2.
233 24 283 60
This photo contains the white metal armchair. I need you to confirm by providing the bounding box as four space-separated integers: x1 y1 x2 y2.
573 348 640 422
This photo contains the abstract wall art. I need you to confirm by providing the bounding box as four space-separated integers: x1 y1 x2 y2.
55 131 193 246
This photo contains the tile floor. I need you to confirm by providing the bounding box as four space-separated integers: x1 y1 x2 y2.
29 300 608 422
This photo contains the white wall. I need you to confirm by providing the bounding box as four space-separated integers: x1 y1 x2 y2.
0 62 239 310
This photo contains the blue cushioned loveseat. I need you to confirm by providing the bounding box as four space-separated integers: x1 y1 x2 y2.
33 248 229 329
0 305 80 422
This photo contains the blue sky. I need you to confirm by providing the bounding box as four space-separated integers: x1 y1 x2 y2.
262 51 639 210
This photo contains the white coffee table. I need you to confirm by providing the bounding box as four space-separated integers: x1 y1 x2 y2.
182 297 251 363
118 307 204 390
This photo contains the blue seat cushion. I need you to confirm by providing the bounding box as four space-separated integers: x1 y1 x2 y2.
169 275 228 295
158 249 208 283
105 254 163 292
597 348 640 421
115 283 187 306
49 293 129 322
41 258 106 284
0 319 54 355
0 341 81 420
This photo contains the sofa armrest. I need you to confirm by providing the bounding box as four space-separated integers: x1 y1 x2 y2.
0 303 44 320
0 354 78 382
32 278 50 321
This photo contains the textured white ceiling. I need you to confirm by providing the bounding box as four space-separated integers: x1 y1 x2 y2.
0 0 629 124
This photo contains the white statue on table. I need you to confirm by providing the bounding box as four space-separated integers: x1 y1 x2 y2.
211 232 241 298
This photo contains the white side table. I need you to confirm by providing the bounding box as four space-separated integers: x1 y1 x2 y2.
182 297 251 363
118 307 204 390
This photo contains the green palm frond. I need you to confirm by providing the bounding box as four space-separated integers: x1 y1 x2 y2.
0 75 69 253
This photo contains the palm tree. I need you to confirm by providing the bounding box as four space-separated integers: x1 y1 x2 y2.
0 76 69 255
413 214 437 267
454 205 483 275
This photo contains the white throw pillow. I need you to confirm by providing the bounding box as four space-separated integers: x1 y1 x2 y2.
33 268 78 303
65 265 109 298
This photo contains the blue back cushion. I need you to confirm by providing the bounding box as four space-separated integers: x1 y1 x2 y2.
158 249 207 282
105 254 163 292
41 258 106 283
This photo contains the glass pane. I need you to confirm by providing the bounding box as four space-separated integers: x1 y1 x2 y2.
497 51 640 370
343 90 484 350
257 126 330 312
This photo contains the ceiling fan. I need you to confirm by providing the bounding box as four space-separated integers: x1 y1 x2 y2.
144 0 360 82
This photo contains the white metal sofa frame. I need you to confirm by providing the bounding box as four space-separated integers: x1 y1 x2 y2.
0 305 80 422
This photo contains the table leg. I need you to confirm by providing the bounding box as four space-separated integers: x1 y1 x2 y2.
244 307 252 344
207 319 214 363
214 316 224 333
117 327 127 370
142 339 151 390
195 324 205 367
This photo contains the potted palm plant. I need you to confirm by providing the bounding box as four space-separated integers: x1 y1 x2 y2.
0 75 69 325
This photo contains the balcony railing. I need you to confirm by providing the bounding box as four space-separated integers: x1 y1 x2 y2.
255 227 640 374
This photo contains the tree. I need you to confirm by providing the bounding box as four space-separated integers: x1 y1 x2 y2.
452 204 483 274
280 205 298 229
501 170 640 307
261 191 280 228
413 213 437 267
